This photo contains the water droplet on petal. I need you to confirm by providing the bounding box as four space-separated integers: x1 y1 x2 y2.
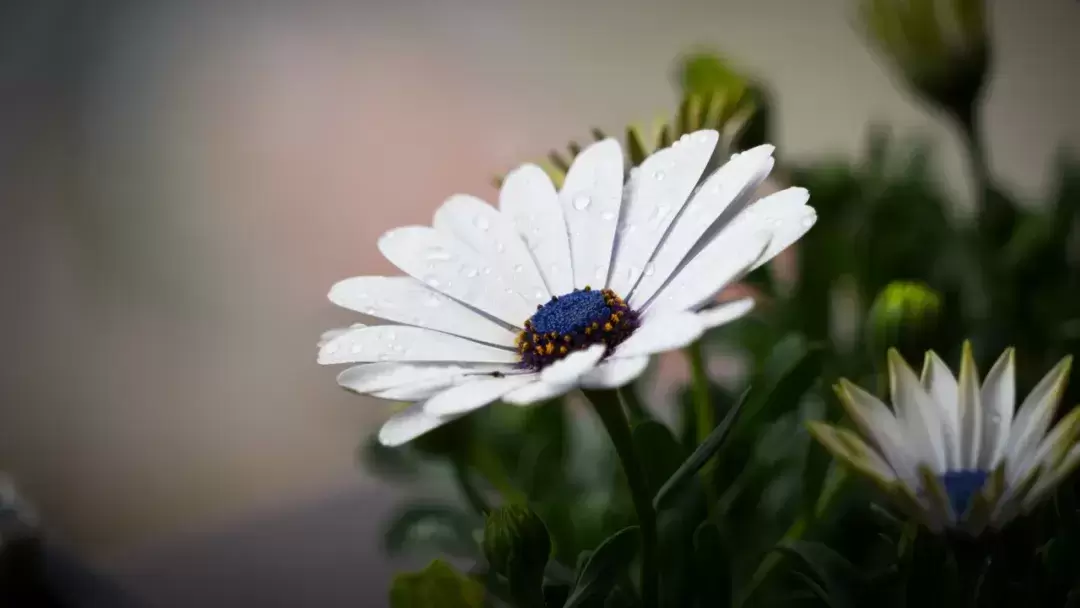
474 215 490 231
464 267 478 278
426 248 452 261
594 266 606 280
644 262 656 276
365 306 377 315
386 330 396 341
802 214 816 228
573 194 591 210
694 131 711 143
627 266 640 281
654 171 666 181
550 265 559 276
324 343 340 354
601 211 616 221
424 294 441 308
514 264 523 273
350 344 363 354
424 275 440 288
483 267 492 275
534 290 544 299
496 241 506 253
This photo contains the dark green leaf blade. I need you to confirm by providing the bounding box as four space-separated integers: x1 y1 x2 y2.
653 388 751 509
563 526 641 608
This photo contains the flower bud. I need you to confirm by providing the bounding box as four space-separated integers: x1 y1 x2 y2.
868 281 943 362
482 504 551 594
860 0 989 120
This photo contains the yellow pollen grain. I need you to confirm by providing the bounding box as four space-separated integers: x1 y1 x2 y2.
559 346 568 354
604 322 613 332
545 343 554 355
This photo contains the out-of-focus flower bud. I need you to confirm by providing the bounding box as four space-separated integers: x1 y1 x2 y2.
860 0 989 121
868 281 943 362
482 503 551 602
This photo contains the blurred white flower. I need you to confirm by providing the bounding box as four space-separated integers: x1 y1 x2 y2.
810 344 1079 534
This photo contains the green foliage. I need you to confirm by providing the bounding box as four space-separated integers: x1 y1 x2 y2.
367 5 1080 606
389 560 486 608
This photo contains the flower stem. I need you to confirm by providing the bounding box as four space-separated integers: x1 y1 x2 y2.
583 389 659 608
619 385 650 424
686 342 719 516
450 456 490 516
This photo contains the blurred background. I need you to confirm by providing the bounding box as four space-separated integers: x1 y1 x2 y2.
0 0 1077 604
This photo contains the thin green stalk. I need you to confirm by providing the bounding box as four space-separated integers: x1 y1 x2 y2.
619 385 650 424
469 443 526 504
737 516 808 607
686 342 719 516
451 456 490 516
583 389 659 608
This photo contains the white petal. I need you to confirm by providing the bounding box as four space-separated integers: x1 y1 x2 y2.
502 379 574 405
433 195 550 304
956 344 982 469
378 404 458 447
580 356 649 389
329 277 517 346
1008 407 1080 487
378 226 533 326
499 164 575 295
559 139 624 289
627 145 776 305
696 298 755 330
318 325 363 348
888 350 946 473
1003 356 1073 469
607 130 717 295
836 380 916 484
920 351 961 469
638 230 769 316
1021 443 1080 513
540 343 605 385
744 190 817 272
337 362 513 395
978 349 1015 471
611 313 703 358
318 325 518 365
373 385 446 401
423 374 536 416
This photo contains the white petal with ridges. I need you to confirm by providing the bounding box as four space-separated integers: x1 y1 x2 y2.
541 344 605 386
957 343 983 469
744 189 817 272
696 298 755 330
836 379 916 483
639 231 768 317
1003 356 1073 470
1008 407 1080 487
559 139 624 289
627 145 776 305
378 404 458 447
499 164 574 295
433 195 550 304
888 350 946 473
337 362 514 395
978 348 1015 471
611 313 703 359
423 374 536 416
921 351 961 469
378 226 533 326
329 277 517 346
502 379 574 405
580 356 650 389
607 130 717 295
318 326 518 365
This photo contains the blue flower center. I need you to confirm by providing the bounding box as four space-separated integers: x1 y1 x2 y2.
941 469 989 518
516 287 640 370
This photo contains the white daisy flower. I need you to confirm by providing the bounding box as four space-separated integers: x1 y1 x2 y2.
809 344 1079 535
318 130 817 447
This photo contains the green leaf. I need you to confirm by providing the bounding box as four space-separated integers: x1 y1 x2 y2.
383 503 480 559
631 421 685 497
776 540 862 608
734 343 825 438
694 522 732 606
654 387 751 509
389 560 486 608
563 526 641 608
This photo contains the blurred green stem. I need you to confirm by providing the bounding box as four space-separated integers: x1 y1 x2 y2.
583 389 659 608
451 456 490 516
686 342 719 516
469 443 526 505
737 516 809 607
619 386 649 424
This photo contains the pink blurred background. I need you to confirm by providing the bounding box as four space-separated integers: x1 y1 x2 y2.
1 0 1077 575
